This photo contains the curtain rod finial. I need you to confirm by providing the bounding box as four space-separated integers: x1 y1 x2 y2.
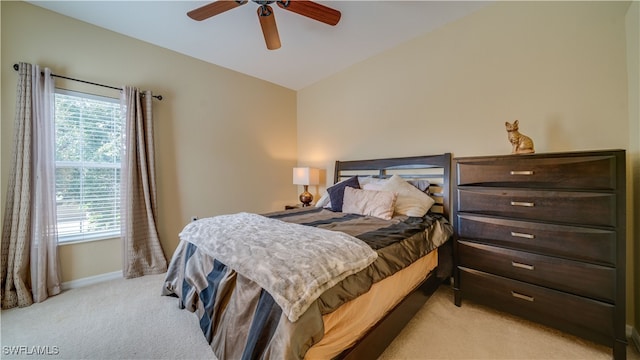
13 63 19 71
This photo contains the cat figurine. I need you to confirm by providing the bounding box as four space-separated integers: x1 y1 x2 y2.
505 120 535 154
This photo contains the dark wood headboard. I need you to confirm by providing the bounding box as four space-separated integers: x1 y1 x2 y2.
334 153 451 218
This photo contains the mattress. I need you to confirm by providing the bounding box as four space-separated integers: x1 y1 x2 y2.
306 249 438 359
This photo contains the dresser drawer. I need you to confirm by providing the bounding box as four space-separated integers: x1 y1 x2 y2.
458 267 615 346
456 155 617 190
457 241 615 302
456 188 616 227
456 214 616 265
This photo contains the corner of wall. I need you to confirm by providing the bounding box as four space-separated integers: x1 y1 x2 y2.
625 0 640 336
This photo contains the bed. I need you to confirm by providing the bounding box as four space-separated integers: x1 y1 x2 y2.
162 153 453 360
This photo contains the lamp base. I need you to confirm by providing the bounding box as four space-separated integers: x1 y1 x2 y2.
299 186 313 207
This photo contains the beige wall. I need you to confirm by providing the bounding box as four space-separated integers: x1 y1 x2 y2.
1 1 297 282
297 1 637 327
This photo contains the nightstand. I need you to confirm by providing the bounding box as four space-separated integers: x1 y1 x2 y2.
285 204 313 210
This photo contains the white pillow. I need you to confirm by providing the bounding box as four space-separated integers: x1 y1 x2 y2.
342 187 397 220
315 192 331 208
379 174 435 217
358 176 387 186
362 177 429 193
362 183 383 191
361 177 388 191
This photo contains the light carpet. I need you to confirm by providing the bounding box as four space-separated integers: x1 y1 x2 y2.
1 273 638 360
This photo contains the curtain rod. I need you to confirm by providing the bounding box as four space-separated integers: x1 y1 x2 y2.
12 63 163 100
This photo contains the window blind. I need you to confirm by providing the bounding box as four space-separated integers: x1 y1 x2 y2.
54 90 122 242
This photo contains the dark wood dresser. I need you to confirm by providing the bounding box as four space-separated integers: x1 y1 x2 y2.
452 150 626 359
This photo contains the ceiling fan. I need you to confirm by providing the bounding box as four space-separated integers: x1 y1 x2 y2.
187 0 341 50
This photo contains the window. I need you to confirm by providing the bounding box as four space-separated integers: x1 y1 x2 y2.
54 89 123 243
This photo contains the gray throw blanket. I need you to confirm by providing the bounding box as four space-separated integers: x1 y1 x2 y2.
178 212 378 322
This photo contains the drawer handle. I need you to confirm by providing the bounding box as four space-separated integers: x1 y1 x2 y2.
511 201 535 207
511 291 535 302
510 170 534 176
512 261 534 271
511 231 535 239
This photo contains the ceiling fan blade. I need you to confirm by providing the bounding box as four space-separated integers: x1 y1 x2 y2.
187 0 248 21
276 1 340 26
258 5 281 50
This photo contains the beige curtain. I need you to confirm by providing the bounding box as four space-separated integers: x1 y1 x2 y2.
121 87 167 279
1 62 61 309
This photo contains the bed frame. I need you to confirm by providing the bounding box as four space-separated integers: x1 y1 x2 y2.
332 153 452 360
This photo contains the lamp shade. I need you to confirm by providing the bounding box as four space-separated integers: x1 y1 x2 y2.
293 167 319 185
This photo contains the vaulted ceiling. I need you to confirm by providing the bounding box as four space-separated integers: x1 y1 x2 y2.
29 1 489 90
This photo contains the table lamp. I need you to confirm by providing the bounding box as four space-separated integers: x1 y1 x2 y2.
293 167 319 206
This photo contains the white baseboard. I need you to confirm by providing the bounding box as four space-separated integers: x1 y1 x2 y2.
61 271 121 290
632 326 640 353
